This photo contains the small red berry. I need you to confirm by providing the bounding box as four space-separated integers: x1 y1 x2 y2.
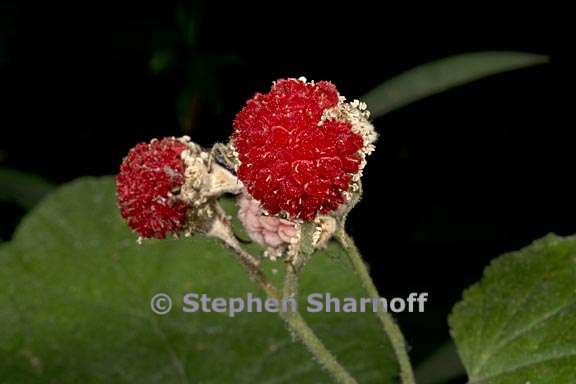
116 137 189 239
233 78 375 220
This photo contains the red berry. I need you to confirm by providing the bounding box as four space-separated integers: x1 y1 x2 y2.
116 138 189 238
233 78 367 220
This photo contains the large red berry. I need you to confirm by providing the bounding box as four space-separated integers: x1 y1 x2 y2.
116 138 189 238
233 78 367 220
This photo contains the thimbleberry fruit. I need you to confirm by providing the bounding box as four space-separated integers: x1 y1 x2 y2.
233 78 376 220
116 137 189 239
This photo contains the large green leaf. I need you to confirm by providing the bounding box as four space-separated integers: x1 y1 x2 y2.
449 235 576 383
0 177 398 383
363 51 548 118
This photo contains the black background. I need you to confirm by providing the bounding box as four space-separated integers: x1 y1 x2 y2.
0 1 567 378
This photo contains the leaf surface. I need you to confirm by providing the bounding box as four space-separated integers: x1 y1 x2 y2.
0 177 398 383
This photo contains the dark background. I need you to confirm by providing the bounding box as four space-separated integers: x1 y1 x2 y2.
0 1 565 379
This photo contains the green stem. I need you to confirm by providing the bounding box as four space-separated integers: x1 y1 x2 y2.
272 267 359 384
216 222 358 384
336 229 416 384
283 264 299 302
281 265 357 383
280 309 358 384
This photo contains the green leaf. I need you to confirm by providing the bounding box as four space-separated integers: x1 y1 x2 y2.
363 51 548 118
0 168 55 210
449 234 576 383
0 177 398 383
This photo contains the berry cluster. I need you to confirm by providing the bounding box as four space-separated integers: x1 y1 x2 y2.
117 78 375 239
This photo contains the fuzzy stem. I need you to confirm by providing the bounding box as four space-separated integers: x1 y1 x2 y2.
280 310 358 384
335 229 416 384
283 264 299 302
213 217 358 384
280 266 357 383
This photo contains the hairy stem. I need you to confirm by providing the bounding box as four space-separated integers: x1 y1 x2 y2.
280 309 358 384
283 264 299 302
335 229 416 384
281 265 357 383
213 217 358 384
